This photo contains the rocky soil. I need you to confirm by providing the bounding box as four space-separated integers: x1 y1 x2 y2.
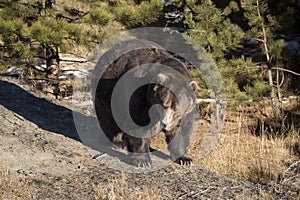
0 76 299 199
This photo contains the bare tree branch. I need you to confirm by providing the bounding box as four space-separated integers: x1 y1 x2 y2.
279 70 285 87
271 67 300 76
254 38 264 43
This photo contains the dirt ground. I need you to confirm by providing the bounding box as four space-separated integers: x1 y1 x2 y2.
0 76 299 199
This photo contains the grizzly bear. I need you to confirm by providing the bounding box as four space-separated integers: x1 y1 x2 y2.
93 39 197 167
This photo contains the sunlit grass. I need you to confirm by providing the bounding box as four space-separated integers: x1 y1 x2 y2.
189 107 299 182
93 173 161 200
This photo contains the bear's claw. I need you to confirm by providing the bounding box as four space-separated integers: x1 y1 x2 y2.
175 155 193 166
129 156 152 168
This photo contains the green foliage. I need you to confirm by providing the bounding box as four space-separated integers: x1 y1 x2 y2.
241 0 282 47
31 19 65 45
0 15 32 59
113 6 136 27
220 57 257 101
228 80 249 101
184 0 253 101
184 0 223 52
30 17 83 53
182 0 292 102
0 2 39 21
269 39 285 59
229 57 258 81
245 80 271 99
0 0 297 101
184 0 245 59
223 1 240 15
113 0 163 28
242 2 285 72
138 0 163 24
83 7 111 26
0 0 116 65
0 18 25 42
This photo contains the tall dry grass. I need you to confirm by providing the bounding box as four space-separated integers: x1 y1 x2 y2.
190 106 299 182
136 102 300 183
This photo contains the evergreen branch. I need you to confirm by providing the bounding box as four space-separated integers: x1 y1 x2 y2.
13 31 32 43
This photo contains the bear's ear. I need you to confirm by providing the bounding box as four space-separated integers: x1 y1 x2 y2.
189 81 199 91
157 73 171 85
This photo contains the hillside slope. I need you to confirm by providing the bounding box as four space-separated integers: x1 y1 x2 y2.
0 77 298 199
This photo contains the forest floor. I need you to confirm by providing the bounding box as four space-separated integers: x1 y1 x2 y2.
0 76 299 199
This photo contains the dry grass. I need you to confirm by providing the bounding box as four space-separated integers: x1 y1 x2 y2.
234 192 274 200
93 173 161 200
0 168 33 199
0 63 5 73
189 107 299 182
147 102 300 183
56 0 91 13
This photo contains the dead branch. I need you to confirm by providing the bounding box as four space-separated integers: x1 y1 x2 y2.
271 67 300 76
60 59 87 63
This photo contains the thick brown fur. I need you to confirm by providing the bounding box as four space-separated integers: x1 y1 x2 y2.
94 39 196 167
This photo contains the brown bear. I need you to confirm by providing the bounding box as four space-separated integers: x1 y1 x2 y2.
93 39 197 167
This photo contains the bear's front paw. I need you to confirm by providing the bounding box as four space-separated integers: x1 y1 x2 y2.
128 155 152 168
174 154 193 166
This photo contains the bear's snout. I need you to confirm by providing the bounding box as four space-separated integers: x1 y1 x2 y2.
161 108 179 131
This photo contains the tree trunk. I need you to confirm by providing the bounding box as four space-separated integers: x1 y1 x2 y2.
45 45 60 79
256 0 279 120
276 68 283 116
45 45 53 69
267 65 279 119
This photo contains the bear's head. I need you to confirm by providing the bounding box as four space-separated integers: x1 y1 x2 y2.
148 73 198 131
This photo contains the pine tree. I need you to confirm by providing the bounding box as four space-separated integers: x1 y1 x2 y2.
241 0 285 119
0 0 112 70
183 0 257 101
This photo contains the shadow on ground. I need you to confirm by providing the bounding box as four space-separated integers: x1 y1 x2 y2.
0 80 169 167
0 80 80 140
0 80 130 160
